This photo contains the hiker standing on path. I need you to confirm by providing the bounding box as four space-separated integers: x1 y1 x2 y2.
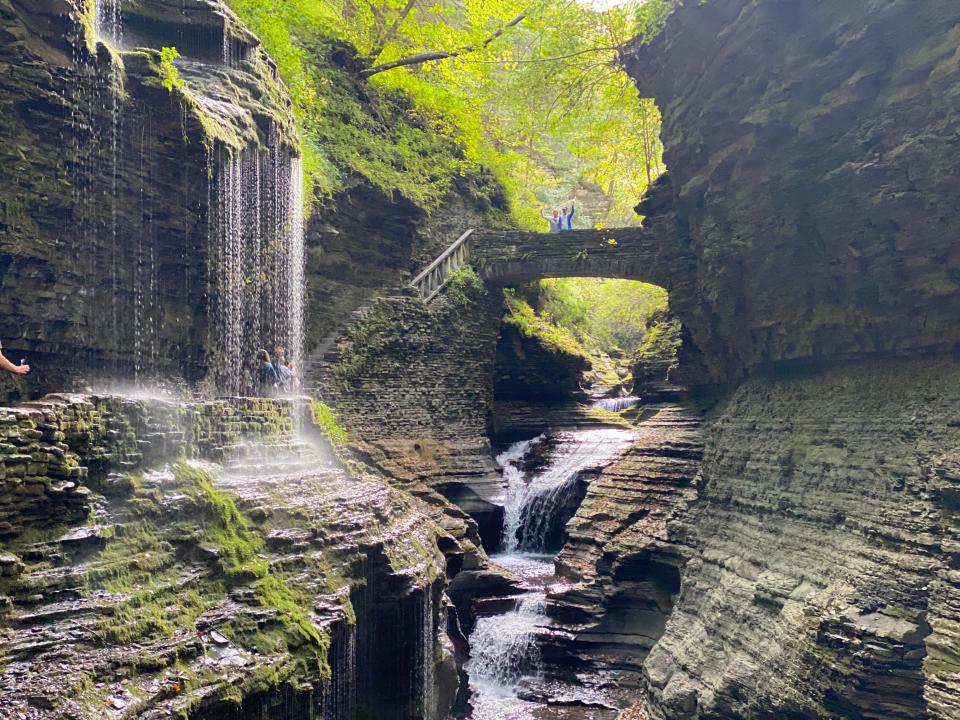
564 201 575 230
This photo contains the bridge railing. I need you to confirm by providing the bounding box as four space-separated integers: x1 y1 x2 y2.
409 229 474 301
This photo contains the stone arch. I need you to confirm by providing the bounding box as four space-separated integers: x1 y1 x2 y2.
472 227 667 287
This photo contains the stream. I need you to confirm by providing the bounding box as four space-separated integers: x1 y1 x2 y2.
466 427 636 719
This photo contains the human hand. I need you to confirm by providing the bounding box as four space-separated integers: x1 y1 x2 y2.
14 364 29 375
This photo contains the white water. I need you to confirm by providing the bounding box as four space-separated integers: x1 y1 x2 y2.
468 590 547 689
497 435 544 553
594 396 640 413
208 143 305 395
466 554 554 719
470 428 636 717
497 429 635 552
94 0 123 48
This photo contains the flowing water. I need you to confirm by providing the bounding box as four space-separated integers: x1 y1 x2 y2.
73 3 305 393
94 0 123 48
468 428 636 719
208 142 305 396
499 429 636 553
594 396 640 413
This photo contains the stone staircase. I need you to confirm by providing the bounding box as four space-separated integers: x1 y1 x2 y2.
301 303 377 396
302 231 478 398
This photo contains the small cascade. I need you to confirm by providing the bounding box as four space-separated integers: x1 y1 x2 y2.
415 588 437 720
318 622 357 720
497 429 635 552
497 435 544 553
595 395 640 412
467 591 546 689
208 138 305 395
470 428 637 716
518 477 584 553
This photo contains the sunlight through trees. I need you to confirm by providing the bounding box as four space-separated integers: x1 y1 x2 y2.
226 0 672 227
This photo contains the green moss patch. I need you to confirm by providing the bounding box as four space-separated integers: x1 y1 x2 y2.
502 288 592 363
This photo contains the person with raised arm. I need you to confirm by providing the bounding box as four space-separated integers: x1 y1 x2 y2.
541 208 562 233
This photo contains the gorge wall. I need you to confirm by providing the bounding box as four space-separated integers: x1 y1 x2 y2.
613 1 960 718
315 284 507 553
639 359 960 720
0 0 303 397
304 172 511 373
625 0 960 389
0 393 461 719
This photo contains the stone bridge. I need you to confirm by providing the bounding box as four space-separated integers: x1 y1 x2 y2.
471 227 662 284
410 226 668 300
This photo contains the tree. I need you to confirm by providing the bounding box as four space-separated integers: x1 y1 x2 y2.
226 0 667 228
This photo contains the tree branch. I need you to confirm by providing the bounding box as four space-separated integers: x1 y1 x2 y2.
369 0 418 61
455 46 620 65
360 11 528 77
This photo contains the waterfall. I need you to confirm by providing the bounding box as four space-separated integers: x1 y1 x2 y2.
497 429 635 553
497 435 544 553
318 622 357 720
595 395 640 412
416 589 436 719
105 58 123 363
94 0 123 48
470 428 637 714
69 4 128 371
208 137 305 395
466 591 546 691
133 138 159 381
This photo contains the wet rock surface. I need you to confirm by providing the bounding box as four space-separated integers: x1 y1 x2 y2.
0 0 298 397
0 394 456 719
317 287 507 553
636 359 960 719
547 405 702 690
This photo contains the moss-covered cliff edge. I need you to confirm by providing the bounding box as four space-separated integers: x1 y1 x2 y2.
0 394 461 719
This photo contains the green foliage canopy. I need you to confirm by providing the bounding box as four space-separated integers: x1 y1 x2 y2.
538 277 668 355
225 0 668 226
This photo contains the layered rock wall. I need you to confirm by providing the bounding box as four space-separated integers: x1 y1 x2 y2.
316 287 506 549
305 174 510 370
0 0 299 397
624 0 960 388
0 393 298 539
548 404 702 686
0 392 456 719
639 359 960 720
605 4 960 717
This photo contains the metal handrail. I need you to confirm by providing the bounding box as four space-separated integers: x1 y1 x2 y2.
410 229 474 301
